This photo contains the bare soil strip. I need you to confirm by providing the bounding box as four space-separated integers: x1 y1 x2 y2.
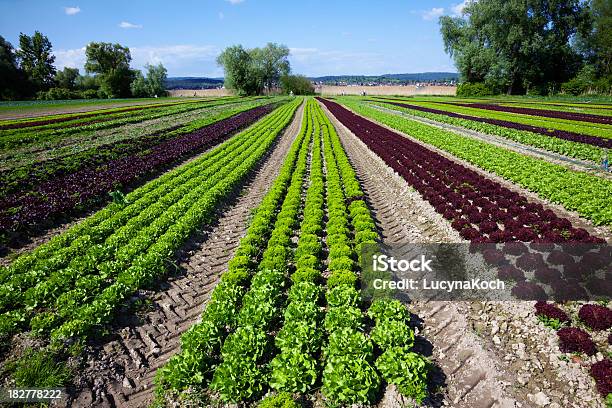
322 101 608 407
321 101 524 407
67 102 305 408
370 103 612 180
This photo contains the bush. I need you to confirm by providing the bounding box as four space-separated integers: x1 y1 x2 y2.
456 82 495 97
561 78 587 96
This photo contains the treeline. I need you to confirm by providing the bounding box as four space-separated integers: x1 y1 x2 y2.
0 32 167 100
440 0 612 96
217 43 315 96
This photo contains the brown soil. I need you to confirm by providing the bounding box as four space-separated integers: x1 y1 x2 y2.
66 102 304 408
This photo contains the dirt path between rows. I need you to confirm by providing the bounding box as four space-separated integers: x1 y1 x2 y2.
67 102 305 408
369 103 612 181
321 100 607 408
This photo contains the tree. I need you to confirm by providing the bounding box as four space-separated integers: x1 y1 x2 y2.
217 45 261 95
585 0 612 78
217 43 291 95
280 75 314 95
130 71 148 97
251 43 290 91
16 31 56 91
144 63 168 96
440 0 589 94
0 35 28 99
85 42 134 98
55 67 80 90
130 63 168 97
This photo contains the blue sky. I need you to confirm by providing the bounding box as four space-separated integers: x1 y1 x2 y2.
0 0 465 77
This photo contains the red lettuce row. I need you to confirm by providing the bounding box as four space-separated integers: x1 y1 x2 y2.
454 102 612 126
317 98 603 244
0 104 275 233
375 99 612 149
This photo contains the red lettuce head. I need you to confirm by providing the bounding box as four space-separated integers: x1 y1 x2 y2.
557 327 596 355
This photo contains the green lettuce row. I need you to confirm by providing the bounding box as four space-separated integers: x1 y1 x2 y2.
43 99 302 344
367 298 430 403
1 110 287 317
313 101 381 405
1 102 286 284
342 100 612 226
368 100 604 163
153 99 311 396
268 100 326 395
209 101 315 402
391 99 612 139
0 97 258 149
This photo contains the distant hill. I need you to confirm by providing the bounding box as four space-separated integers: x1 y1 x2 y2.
165 72 459 89
310 72 459 84
165 77 224 90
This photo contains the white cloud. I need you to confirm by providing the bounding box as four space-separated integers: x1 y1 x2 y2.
54 44 218 75
422 7 444 21
119 21 143 29
225 0 244 4
64 6 80 15
289 47 387 77
55 47 86 69
451 0 470 16
218 11 224 20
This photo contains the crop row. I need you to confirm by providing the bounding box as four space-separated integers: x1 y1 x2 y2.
155 99 430 405
0 98 231 130
0 103 278 234
320 98 609 243
0 98 274 200
0 97 252 150
0 97 243 132
337 99 612 227
0 99 301 344
365 100 604 163
454 102 612 125
375 98 612 149
400 98 612 140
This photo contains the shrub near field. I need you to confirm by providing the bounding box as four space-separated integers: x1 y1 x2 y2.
155 99 431 406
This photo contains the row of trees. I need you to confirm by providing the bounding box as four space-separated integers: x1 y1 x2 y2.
217 43 314 95
0 32 167 100
440 0 612 95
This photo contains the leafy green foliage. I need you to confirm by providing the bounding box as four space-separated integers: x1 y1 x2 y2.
375 347 431 403
371 319 415 349
258 392 301 408
270 350 318 393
